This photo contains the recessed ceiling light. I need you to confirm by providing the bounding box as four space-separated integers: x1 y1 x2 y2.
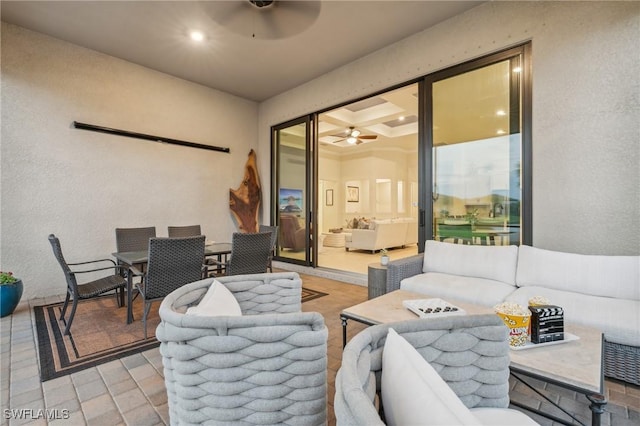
513 66 522 73
190 31 205 42
496 129 506 135
399 116 405 121
496 110 506 116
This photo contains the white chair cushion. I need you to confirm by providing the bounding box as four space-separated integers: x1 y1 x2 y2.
470 407 539 425
423 240 519 286
381 328 482 426
186 279 242 317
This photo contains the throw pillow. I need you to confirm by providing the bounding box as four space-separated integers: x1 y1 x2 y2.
381 328 481 426
186 279 242 317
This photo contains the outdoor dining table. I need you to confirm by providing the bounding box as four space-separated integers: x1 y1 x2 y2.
112 242 232 324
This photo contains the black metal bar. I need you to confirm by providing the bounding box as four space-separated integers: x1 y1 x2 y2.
73 121 230 153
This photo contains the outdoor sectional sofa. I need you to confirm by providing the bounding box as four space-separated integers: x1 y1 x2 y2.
386 240 640 385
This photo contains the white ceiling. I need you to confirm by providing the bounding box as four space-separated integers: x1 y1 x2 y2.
1 0 482 102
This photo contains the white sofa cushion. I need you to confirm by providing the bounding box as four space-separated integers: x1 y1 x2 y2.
516 245 640 301
506 286 640 347
381 328 482 426
186 279 242 317
401 272 516 307
423 240 519 286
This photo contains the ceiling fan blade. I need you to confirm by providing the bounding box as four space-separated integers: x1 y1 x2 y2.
332 138 346 144
358 135 378 140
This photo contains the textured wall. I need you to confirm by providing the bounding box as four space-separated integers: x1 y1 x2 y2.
259 1 640 255
1 23 258 299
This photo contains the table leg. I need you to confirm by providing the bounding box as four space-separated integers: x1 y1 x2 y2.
127 273 133 324
341 316 348 348
587 394 607 426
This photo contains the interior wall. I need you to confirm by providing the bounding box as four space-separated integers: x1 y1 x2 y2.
1 23 258 299
259 1 640 255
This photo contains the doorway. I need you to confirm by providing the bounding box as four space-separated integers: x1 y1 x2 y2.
316 83 420 274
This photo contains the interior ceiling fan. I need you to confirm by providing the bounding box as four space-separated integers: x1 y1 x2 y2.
205 1 321 40
332 127 378 145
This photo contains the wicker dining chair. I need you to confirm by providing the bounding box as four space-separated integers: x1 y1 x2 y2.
259 224 278 272
115 226 156 275
48 234 127 335
167 225 202 237
210 232 272 276
128 235 206 338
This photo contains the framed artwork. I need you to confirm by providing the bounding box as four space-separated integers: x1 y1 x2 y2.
347 185 359 203
279 188 303 213
326 189 334 206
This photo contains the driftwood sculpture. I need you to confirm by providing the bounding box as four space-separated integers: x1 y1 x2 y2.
230 149 261 233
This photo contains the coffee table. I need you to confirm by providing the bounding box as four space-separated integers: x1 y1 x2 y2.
340 289 607 426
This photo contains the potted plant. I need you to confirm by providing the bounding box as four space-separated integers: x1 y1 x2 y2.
1 271 23 318
380 249 390 266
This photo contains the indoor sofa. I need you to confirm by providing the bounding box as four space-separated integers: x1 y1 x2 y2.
345 218 417 253
386 240 640 385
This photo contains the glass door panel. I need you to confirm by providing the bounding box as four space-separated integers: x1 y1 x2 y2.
431 57 522 245
273 119 312 265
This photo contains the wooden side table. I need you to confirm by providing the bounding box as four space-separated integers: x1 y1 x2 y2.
367 263 387 299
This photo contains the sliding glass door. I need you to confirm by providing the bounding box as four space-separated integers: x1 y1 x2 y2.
425 45 531 246
272 117 314 266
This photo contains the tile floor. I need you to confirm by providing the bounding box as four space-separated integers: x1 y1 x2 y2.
2 272 639 425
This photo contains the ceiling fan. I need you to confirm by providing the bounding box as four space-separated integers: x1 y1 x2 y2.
332 127 378 145
205 1 321 40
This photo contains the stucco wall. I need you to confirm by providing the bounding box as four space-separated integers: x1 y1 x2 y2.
1 23 258 299
259 1 640 255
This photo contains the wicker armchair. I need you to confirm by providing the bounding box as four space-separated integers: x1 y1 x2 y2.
210 231 272 276
335 314 525 425
157 272 328 425
129 235 206 338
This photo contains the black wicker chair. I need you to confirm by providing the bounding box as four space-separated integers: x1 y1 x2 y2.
48 234 127 335
128 235 206 338
211 232 272 276
259 225 278 272
167 225 202 237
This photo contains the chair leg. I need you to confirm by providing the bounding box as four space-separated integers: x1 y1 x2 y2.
117 286 125 308
63 298 78 336
142 300 151 339
60 292 71 320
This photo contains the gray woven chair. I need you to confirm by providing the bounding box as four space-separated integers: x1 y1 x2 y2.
259 224 278 272
48 234 127 335
129 235 206 338
168 225 202 237
335 314 516 425
211 231 272 276
115 226 156 278
156 272 328 425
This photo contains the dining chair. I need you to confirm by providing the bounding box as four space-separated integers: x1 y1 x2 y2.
115 227 157 277
167 225 202 237
128 235 206 338
211 232 272 276
259 224 278 272
48 234 127 336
